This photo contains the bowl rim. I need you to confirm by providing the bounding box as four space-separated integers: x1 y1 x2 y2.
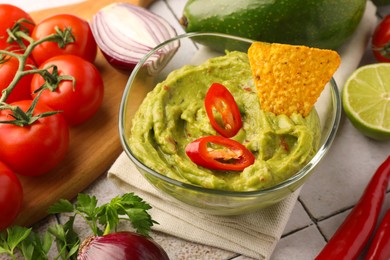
119 32 342 197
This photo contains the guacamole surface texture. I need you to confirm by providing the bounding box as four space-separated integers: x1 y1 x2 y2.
129 51 321 192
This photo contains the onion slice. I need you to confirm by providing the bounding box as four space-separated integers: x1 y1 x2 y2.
91 3 179 73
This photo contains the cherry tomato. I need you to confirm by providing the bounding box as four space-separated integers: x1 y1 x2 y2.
0 161 23 231
0 55 35 103
205 83 242 138
0 100 70 176
185 135 255 171
0 4 35 51
31 14 97 65
372 14 390 62
31 54 104 126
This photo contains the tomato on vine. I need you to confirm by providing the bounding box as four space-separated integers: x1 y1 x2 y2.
31 14 97 65
31 54 104 126
372 14 390 62
0 4 35 51
0 160 23 231
0 55 35 103
0 100 70 176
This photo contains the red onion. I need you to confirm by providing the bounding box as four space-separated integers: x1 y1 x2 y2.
78 232 169 260
91 3 179 73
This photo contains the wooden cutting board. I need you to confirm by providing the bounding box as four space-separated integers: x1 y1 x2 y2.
14 0 155 227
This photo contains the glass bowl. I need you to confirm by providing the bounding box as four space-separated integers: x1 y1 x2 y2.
119 32 341 216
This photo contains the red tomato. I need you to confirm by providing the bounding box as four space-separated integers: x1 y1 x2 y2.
372 14 390 62
31 14 97 65
0 55 35 103
0 100 70 176
31 55 104 126
185 135 255 171
0 161 23 231
205 83 242 138
0 4 35 51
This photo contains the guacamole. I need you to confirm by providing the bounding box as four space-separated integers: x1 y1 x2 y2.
129 51 321 192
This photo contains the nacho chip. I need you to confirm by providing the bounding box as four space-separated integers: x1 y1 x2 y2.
248 42 341 117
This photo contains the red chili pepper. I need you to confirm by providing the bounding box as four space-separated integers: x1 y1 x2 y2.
315 156 390 260
205 83 242 138
365 208 390 260
185 135 255 171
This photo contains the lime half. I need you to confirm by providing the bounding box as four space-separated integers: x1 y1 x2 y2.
342 63 390 141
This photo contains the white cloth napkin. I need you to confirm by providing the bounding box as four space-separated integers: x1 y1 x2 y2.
108 2 377 259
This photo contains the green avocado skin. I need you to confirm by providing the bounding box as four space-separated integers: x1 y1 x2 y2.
182 0 366 50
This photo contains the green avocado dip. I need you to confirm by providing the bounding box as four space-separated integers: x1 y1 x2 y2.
128 51 321 192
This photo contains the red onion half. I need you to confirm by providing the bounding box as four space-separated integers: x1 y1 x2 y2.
91 3 179 73
78 232 169 260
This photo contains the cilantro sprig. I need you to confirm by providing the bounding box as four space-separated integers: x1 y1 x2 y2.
0 193 156 260
49 193 156 237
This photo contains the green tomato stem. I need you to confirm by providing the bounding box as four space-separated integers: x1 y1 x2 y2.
0 27 76 126
0 27 75 104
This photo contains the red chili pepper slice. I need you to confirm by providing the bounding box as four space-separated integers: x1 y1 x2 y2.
366 208 390 260
185 135 255 171
205 83 242 138
315 155 390 260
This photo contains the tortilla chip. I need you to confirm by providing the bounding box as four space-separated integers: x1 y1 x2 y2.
248 42 341 117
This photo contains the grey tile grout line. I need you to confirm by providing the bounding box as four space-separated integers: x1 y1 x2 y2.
296 195 355 242
296 190 390 242
296 196 328 241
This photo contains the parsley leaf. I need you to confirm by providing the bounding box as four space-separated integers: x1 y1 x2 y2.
0 226 31 257
1 193 156 259
48 217 79 260
97 193 157 237
47 198 74 214
19 230 52 260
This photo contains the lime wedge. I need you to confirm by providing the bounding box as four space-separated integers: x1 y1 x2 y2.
342 63 390 141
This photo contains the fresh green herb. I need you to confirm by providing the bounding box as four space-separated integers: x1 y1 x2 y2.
47 217 79 260
0 226 32 258
19 229 52 260
48 193 156 237
97 193 156 236
0 193 156 259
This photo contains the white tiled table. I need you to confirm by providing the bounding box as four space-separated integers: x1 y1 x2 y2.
1 1 390 259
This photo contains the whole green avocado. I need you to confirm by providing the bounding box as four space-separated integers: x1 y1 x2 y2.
180 0 366 50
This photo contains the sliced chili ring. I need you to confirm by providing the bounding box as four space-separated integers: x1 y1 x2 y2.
185 135 255 171
205 83 242 138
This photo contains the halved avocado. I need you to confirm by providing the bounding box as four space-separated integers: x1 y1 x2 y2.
180 0 366 50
